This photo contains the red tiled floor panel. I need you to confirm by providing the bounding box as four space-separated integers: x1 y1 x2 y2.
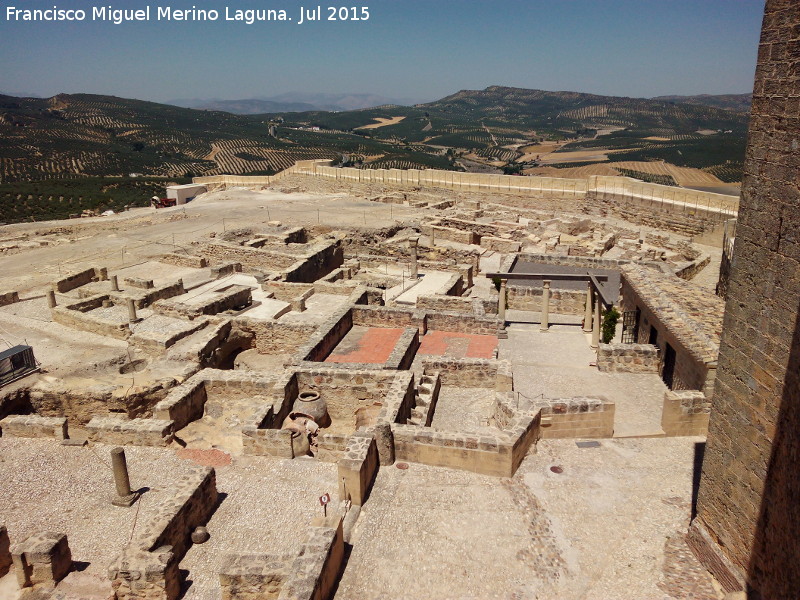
325 327 405 364
417 330 498 359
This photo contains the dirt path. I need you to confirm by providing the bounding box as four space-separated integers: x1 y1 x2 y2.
356 116 406 130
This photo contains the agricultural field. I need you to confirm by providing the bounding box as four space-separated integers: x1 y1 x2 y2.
0 176 189 224
0 86 748 221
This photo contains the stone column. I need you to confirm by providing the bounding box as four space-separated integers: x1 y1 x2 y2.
583 282 593 333
110 275 119 291
591 295 601 349
430 227 435 247
409 236 419 280
498 278 507 324
126 299 139 323
110 447 139 507
47 290 57 308
540 280 551 332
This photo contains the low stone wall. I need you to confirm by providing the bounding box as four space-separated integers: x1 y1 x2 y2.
158 253 209 268
675 254 712 280
425 310 499 335
154 285 251 319
352 305 421 330
219 516 344 600
11 531 72 588
507 285 587 315
123 280 186 310
109 467 218 600
515 252 630 270
429 225 477 245
154 378 208 430
0 291 19 307
235 317 318 355
661 390 711 436
242 426 297 459
51 298 131 340
85 416 175 446
538 397 616 439
416 294 473 313
131 318 208 355
392 394 537 477
437 273 465 296
338 431 379 506
596 343 661 373
480 236 522 253
0 414 67 440
419 358 512 391
53 266 107 293
295 307 353 363
124 277 154 289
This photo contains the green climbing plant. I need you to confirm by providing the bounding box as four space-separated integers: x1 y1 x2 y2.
602 306 621 344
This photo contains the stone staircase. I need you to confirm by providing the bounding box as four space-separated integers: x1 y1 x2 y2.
407 370 441 426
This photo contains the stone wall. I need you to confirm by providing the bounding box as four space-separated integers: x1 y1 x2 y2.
0 291 19 307
0 415 67 440
596 343 660 373
53 266 107 293
218 515 344 600
419 358 512 391
661 390 710 437
425 311 499 336
480 236 522 253
109 467 218 600
235 317 317 355
51 296 131 340
11 531 72 588
507 285 587 315
688 3 800 595
158 253 209 268
392 391 538 477
85 416 175 446
537 397 616 439
337 431 379 506
154 285 251 319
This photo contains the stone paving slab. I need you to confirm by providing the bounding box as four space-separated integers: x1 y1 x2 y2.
325 326 405 364
500 323 667 436
418 330 497 359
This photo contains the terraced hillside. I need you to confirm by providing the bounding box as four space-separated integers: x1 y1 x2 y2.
0 93 418 183
274 86 749 182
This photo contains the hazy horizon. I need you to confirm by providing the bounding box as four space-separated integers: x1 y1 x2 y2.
0 0 764 104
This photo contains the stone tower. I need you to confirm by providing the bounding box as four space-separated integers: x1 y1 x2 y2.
688 0 800 596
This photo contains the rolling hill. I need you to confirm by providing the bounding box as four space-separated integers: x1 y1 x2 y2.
0 86 749 223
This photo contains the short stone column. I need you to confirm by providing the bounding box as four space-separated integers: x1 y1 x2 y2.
110 275 119 291
591 297 601 349
429 227 435 247
540 280 551 332
46 290 57 308
409 236 419 280
11 532 72 588
126 299 140 324
498 278 508 324
583 282 593 333
110 447 139 507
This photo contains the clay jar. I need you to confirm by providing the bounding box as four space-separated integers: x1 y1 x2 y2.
290 431 310 458
293 391 330 427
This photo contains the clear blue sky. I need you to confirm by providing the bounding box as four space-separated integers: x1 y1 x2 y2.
0 0 765 103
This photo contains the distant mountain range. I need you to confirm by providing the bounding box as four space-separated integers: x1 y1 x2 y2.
169 92 429 114
651 93 752 113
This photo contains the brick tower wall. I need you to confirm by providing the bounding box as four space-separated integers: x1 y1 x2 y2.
688 1 800 596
